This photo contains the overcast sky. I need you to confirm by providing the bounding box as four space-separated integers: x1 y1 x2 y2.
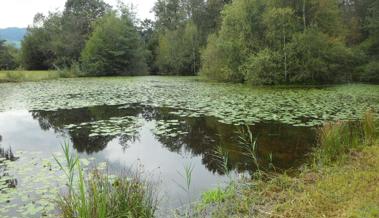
0 0 156 28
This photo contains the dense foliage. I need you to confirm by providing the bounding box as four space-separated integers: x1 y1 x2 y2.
21 0 110 70
81 10 148 76
201 0 377 84
15 0 379 83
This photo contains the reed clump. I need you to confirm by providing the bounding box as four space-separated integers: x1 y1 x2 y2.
55 143 157 218
316 111 378 164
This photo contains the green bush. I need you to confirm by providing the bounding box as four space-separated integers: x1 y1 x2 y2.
241 49 283 85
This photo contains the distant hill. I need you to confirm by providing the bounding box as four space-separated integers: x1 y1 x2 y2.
0 27 27 48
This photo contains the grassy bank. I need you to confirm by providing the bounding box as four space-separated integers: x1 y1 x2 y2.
0 71 62 82
196 112 379 218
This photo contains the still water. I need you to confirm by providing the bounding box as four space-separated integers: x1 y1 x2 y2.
0 103 316 210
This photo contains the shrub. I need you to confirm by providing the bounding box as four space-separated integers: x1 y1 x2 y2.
241 49 283 85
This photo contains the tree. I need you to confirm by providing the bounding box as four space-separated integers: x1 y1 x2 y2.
20 0 110 70
201 0 267 82
81 12 148 76
156 21 200 75
152 0 231 75
0 40 18 70
359 0 379 83
20 13 61 70
55 0 110 66
201 0 353 84
153 0 187 31
139 19 160 74
287 29 353 84
263 7 296 82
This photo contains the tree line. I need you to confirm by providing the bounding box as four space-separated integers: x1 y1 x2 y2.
0 0 378 84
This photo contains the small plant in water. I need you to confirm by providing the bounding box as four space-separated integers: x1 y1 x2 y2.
237 126 262 177
175 162 195 216
54 142 78 196
211 145 231 178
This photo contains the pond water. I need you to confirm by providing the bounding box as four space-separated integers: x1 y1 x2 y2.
0 77 378 217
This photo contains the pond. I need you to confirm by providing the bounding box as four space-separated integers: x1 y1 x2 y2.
0 77 378 217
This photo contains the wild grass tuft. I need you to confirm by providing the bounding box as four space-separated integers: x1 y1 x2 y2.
211 145 231 177
362 110 377 145
54 143 157 218
237 126 263 177
316 121 354 164
316 111 378 165
200 185 235 206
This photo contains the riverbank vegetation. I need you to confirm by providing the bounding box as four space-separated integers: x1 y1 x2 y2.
0 70 61 82
195 111 379 217
1 0 377 84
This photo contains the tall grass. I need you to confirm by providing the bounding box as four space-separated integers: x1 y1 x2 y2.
362 110 377 145
237 126 263 177
54 143 157 218
316 111 378 165
1 71 60 82
211 145 231 177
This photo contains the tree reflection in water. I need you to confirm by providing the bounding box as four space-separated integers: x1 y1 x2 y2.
0 135 18 189
31 104 317 175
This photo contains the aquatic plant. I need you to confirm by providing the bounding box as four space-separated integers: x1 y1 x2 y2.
0 149 67 217
175 162 195 216
0 78 378 127
55 144 157 218
211 145 231 177
176 163 195 197
54 142 78 196
237 126 262 175
64 116 143 138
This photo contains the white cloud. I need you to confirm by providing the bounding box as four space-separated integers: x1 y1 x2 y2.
0 0 156 28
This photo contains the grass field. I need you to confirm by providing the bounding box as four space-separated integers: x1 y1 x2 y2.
0 70 61 82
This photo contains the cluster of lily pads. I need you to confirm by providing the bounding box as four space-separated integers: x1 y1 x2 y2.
152 120 189 138
0 148 108 218
0 77 378 127
64 116 143 137
0 150 65 217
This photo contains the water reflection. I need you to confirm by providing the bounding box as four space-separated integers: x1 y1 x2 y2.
0 140 18 190
31 104 317 174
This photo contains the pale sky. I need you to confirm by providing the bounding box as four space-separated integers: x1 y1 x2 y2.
0 0 156 28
